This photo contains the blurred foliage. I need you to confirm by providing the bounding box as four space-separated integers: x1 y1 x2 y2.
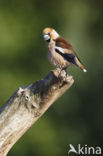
0 0 103 155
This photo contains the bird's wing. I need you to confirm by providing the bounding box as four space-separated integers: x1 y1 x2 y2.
55 48 86 71
55 48 77 65
55 36 84 67
55 37 72 49
55 37 87 72
55 37 78 56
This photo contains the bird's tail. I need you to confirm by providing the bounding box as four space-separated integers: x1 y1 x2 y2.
75 57 87 72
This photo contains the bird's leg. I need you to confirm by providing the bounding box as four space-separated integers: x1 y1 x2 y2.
57 67 67 82
62 67 67 75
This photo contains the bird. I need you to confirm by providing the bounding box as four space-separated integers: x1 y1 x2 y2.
43 27 87 72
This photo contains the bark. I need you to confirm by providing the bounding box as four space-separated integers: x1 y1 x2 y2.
0 68 74 156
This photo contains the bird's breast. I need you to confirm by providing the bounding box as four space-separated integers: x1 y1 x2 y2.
48 43 70 68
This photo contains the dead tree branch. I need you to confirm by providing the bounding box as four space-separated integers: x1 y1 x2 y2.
0 69 74 156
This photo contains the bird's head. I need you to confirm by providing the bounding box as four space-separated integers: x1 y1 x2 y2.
43 27 59 41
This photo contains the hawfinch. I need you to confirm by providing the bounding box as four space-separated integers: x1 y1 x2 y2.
43 27 87 72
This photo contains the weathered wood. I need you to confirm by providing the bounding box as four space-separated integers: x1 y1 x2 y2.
0 68 74 156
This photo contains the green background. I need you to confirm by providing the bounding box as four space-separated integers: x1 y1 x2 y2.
0 0 103 155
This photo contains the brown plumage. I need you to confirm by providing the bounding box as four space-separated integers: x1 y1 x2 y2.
55 37 78 57
55 37 72 49
43 27 87 72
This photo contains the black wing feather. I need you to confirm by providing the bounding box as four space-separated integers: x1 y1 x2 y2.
55 48 78 66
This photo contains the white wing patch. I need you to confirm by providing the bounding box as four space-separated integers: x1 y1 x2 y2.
55 46 65 54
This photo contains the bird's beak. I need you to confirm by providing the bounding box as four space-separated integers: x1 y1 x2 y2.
43 34 50 40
